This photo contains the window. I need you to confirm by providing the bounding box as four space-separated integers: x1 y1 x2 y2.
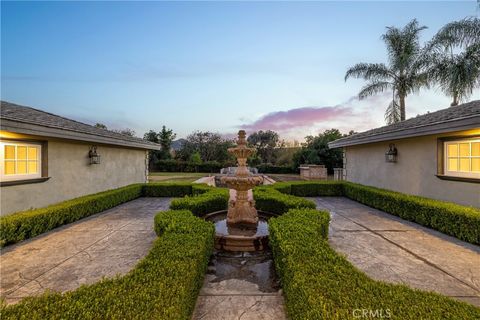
0 142 42 181
444 139 480 179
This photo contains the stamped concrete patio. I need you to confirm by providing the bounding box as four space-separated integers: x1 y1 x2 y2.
0 197 171 304
311 197 480 307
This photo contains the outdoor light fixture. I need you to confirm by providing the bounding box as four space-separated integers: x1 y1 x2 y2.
89 146 101 164
385 144 398 163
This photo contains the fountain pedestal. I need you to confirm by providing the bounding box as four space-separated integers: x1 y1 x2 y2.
221 130 263 226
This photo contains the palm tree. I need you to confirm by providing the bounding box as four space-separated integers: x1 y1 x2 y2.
427 18 480 106
345 19 430 122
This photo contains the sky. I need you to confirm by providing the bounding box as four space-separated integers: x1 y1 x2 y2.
2 1 479 141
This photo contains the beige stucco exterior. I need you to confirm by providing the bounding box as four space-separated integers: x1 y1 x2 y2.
1 139 148 215
344 133 480 208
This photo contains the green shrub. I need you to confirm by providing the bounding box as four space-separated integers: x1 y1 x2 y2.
269 209 480 320
143 183 193 197
271 182 292 194
0 184 144 247
342 182 480 244
290 181 343 196
0 209 214 320
170 188 229 216
256 164 297 174
192 183 217 195
268 181 480 245
253 187 316 214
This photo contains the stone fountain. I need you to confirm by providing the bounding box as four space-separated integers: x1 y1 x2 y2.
221 130 263 226
204 130 276 251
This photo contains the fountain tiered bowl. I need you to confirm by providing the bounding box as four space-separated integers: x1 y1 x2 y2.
204 130 276 252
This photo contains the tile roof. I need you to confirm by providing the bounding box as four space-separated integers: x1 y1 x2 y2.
329 100 480 148
0 101 161 150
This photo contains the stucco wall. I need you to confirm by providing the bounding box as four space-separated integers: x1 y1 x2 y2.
1 140 148 215
344 135 480 208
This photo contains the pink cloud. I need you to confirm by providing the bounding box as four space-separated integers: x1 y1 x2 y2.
241 105 353 131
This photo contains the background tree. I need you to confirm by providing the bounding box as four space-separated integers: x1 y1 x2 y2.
292 129 347 174
189 152 202 172
143 126 176 168
427 18 480 106
247 130 280 164
345 19 430 123
158 126 176 159
177 131 234 164
112 128 136 137
94 123 107 129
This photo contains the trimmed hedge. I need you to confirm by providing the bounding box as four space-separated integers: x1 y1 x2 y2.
1 209 215 320
253 187 316 215
0 184 144 247
153 159 227 173
143 183 193 197
272 181 480 245
0 183 216 247
170 188 229 216
269 208 480 319
256 164 297 174
342 182 480 245
274 181 344 197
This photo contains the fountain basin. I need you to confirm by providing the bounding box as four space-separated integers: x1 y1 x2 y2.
204 210 278 252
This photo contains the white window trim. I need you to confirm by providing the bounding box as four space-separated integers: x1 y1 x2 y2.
0 141 42 182
444 139 480 179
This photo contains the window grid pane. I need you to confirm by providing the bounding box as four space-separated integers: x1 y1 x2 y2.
444 140 480 177
2 143 41 178
5 145 15 159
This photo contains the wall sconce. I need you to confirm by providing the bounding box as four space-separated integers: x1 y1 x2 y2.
89 146 101 164
385 144 397 163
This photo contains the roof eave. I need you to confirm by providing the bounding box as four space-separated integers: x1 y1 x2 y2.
1 119 162 150
328 116 480 148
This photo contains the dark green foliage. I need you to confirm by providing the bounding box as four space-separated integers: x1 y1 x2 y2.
153 159 225 173
256 164 297 174
253 187 316 215
289 181 343 196
342 182 480 244
0 184 144 247
176 131 235 164
143 183 193 197
0 183 218 247
292 129 347 173
247 130 280 164
170 188 229 216
269 209 480 320
267 181 480 244
1 210 214 320
192 183 217 195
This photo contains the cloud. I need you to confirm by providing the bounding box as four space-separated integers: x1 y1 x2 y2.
238 94 392 140
241 105 353 131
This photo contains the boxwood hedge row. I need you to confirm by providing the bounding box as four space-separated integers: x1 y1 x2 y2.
269 208 480 319
253 187 316 214
0 183 219 247
0 209 215 320
0 184 144 247
170 188 229 216
273 181 480 245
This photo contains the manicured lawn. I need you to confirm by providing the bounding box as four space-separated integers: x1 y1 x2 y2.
148 172 208 183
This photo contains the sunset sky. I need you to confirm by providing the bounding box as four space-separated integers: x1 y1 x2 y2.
2 1 479 141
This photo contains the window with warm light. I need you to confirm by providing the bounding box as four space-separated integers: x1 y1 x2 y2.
0 142 42 181
444 139 480 179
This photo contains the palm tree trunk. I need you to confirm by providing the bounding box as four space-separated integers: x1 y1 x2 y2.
399 95 406 121
451 92 459 107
